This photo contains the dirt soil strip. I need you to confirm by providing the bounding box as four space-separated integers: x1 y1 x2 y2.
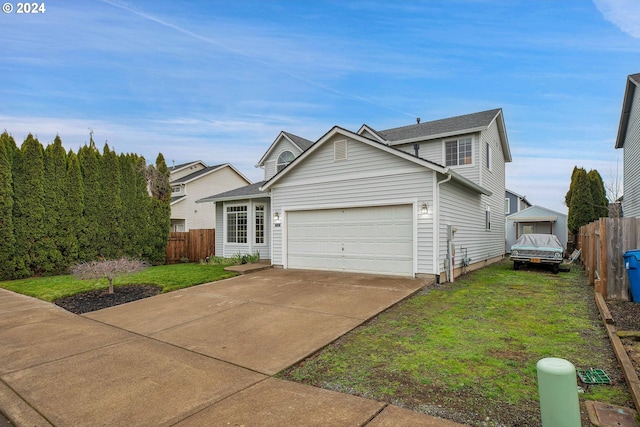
596 292 640 411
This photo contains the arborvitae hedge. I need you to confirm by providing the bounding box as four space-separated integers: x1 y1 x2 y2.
1 133 171 279
0 132 16 280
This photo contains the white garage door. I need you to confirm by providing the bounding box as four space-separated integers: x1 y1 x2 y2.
287 205 414 276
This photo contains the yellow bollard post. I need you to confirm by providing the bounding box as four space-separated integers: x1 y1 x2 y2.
537 358 581 427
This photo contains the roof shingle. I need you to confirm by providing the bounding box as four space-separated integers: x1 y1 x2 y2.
375 109 502 142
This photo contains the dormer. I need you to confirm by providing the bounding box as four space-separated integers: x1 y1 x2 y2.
256 131 314 181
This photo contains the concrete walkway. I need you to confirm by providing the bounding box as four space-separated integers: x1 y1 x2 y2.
1 269 467 426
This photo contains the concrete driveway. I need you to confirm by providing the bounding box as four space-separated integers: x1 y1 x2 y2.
0 269 466 426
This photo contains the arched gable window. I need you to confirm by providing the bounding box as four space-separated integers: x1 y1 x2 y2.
276 151 295 172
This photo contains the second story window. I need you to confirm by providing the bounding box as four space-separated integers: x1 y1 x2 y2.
277 151 295 172
445 137 472 166
171 185 181 193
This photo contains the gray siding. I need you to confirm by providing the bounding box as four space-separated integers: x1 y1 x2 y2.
505 192 518 215
263 139 304 181
480 120 508 258
270 135 435 275
624 87 640 217
395 133 481 184
438 182 503 272
437 122 507 272
216 198 271 260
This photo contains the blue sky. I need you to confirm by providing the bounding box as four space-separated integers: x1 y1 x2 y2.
2 0 639 213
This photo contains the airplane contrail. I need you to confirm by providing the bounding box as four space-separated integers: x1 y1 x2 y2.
99 0 418 119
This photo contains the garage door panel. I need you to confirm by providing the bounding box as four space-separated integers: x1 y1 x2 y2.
287 205 413 276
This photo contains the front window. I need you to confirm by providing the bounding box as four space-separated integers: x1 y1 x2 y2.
445 137 472 166
227 206 247 243
255 205 265 244
171 185 181 193
277 151 295 172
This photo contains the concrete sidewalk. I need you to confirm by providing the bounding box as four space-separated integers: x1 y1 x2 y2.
1 269 467 426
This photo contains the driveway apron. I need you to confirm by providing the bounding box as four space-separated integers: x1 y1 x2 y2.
0 269 467 426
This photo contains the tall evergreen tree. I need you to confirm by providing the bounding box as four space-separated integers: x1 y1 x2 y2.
587 169 609 219
61 150 84 266
567 168 594 235
42 136 67 272
564 166 580 209
146 153 171 264
99 144 123 258
77 137 102 260
119 153 150 258
0 132 16 279
12 135 48 276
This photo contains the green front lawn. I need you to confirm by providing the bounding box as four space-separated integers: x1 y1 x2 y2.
0 263 238 302
278 260 630 425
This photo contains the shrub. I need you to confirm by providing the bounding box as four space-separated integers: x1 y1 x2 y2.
71 257 150 294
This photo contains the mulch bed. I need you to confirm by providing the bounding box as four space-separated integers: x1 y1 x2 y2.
607 300 640 376
54 284 162 314
606 300 640 332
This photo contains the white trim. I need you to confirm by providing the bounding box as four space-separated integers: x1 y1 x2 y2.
356 124 387 143
334 140 348 161
268 167 423 190
169 160 205 175
224 202 249 246
432 171 439 276
261 126 448 191
256 131 306 167
253 203 268 247
442 135 475 168
387 127 487 146
413 199 419 276
171 163 251 186
276 150 295 172
280 200 417 277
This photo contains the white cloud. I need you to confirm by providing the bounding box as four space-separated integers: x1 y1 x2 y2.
593 0 640 38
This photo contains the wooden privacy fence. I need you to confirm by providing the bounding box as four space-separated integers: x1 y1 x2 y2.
578 217 640 300
165 229 215 264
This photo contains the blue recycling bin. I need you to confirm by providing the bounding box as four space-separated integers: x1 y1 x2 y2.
624 250 640 302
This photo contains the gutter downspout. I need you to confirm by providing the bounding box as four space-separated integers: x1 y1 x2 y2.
437 170 453 282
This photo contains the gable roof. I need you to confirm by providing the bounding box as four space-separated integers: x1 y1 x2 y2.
506 205 566 222
261 126 492 196
170 195 187 205
170 163 251 185
615 73 640 149
360 109 512 162
506 188 532 207
169 160 205 173
257 131 315 166
196 181 267 203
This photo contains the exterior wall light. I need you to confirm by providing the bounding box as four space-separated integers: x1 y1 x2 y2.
273 211 280 222
420 202 430 214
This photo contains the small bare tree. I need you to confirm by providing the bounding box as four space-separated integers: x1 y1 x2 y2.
604 158 623 218
71 258 150 294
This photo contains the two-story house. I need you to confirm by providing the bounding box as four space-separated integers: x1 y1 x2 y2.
197 109 511 282
615 72 640 218
505 189 531 216
169 161 250 231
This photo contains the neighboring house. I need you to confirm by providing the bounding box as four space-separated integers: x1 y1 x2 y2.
506 205 568 254
198 109 512 282
169 161 250 231
615 72 640 218
505 189 531 216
